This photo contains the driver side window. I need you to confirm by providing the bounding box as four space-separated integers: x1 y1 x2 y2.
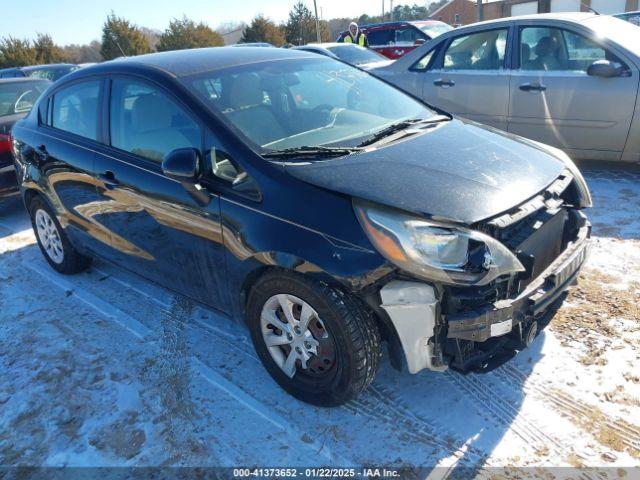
519 27 622 72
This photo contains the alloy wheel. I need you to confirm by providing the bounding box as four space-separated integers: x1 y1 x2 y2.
35 209 64 264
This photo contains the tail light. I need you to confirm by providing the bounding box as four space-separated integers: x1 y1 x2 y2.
0 133 10 156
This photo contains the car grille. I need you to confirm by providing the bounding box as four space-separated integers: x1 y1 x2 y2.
483 170 575 291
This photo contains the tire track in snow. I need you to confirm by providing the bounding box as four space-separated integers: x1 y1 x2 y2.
496 363 640 457
27 261 348 466
95 265 496 471
444 370 573 460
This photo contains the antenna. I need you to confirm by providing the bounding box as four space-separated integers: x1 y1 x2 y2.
114 38 127 57
581 2 599 14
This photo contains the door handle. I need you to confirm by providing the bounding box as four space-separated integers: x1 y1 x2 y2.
519 82 547 92
98 171 119 189
433 78 455 87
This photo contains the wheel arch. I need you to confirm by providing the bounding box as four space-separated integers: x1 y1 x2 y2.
236 255 407 373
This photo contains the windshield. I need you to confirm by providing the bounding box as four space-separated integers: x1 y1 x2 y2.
186 57 435 151
584 15 640 57
0 81 48 117
420 22 453 38
326 45 387 65
25 66 79 82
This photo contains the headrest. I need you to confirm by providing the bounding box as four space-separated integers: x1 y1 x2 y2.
227 73 263 110
131 94 174 133
535 37 557 57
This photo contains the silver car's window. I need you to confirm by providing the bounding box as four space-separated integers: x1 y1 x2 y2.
110 79 201 163
442 29 508 70
51 80 100 141
186 57 435 150
519 27 621 72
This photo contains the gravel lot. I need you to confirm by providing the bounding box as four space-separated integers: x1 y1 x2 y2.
1 168 639 474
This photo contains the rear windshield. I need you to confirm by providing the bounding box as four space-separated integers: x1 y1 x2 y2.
420 23 453 38
25 66 79 82
184 57 435 151
0 81 49 117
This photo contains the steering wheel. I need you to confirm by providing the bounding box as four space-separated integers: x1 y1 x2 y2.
312 104 335 124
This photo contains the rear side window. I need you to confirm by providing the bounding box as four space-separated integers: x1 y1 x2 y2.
51 80 100 140
442 29 508 70
109 79 201 163
367 29 394 46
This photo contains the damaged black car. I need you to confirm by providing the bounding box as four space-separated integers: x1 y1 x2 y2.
11 47 591 406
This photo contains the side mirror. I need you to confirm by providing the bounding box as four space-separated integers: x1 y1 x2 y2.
587 60 623 78
162 148 202 182
414 38 426 46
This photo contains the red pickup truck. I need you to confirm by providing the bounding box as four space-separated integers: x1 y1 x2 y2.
338 20 452 59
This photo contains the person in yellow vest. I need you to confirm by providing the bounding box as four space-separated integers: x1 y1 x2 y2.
341 22 369 47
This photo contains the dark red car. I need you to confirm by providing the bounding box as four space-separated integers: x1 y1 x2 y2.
339 20 452 59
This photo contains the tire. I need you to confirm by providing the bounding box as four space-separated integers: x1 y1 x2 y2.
247 271 381 406
29 196 92 274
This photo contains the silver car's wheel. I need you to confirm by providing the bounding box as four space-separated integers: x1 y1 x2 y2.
35 208 64 264
260 294 335 379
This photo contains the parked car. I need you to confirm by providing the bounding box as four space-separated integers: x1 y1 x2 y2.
371 13 640 162
11 47 591 406
613 10 640 26
292 43 393 70
0 78 50 195
338 20 452 59
0 63 79 82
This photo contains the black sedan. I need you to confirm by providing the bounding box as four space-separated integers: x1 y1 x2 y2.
11 47 591 406
0 77 50 195
0 63 79 82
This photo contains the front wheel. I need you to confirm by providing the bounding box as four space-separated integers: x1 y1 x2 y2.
247 271 381 406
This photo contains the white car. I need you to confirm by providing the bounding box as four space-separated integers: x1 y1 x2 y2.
371 13 640 162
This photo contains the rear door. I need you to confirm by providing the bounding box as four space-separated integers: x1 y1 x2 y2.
35 78 114 258
508 22 638 159
420 26 512 130
92 76 228 310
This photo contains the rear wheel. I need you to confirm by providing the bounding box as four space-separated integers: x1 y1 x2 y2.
247 271 381 406
29 196 91 274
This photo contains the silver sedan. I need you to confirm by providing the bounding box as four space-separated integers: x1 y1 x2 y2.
372 13 640 162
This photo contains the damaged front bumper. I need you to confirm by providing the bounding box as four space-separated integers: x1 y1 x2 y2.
379 214 591 374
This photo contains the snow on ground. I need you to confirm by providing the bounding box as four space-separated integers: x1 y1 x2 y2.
0 168 639 475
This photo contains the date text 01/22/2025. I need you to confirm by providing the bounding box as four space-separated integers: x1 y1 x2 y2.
233 468 401 478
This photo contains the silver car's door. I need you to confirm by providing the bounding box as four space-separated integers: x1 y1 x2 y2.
418 27 511 130
508 23 638 160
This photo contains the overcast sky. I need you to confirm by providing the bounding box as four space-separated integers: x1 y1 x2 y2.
0 0 434 45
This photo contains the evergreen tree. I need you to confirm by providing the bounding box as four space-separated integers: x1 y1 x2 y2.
100 13 151 60
157 16 224 52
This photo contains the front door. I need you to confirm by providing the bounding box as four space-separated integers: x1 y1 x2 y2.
420 27 511 130
92 76 228 311
508 24 638 159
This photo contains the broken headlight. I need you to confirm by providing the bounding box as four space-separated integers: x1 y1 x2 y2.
355 200 524 286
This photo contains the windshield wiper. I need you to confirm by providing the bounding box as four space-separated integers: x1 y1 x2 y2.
356 115 451 148
262 145 364 159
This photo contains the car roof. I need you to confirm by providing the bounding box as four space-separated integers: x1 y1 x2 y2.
360 19 444 29
0 77 51 84
464 11 598 28
83 47 320 78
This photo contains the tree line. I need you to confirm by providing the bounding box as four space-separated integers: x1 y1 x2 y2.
0 1 448 68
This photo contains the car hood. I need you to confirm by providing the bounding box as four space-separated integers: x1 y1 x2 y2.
281 118 567 225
